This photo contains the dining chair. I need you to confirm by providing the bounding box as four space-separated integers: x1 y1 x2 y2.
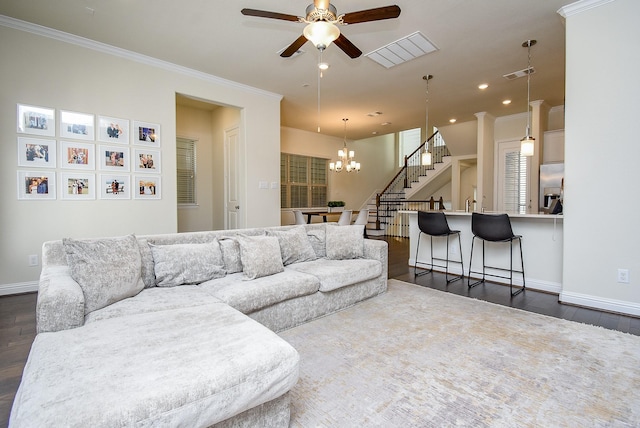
337 210 353 226
293 210 306 225
353 209 369 237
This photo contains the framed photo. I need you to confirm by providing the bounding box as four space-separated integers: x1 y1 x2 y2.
99 174 130 200
60 110 95 141
132 120 160 147
17 137 57 168
17 104 55 137
134 175 161 199
133 148 161 173
17 171 56 200
99 145 130 171
60 141 95 170
60 173 95 200
98 115 129 144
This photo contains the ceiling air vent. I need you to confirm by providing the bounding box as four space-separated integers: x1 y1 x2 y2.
365 31 438 69
503 66 536 80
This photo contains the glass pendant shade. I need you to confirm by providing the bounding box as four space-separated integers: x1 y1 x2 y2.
520 135 535 157
303 22 340 50
421 151 432 166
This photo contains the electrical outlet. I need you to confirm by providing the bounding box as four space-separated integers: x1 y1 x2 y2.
28 254 38 267
449 243 458 255
617 268 629 284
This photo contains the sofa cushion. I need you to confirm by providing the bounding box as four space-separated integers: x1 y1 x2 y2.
150 241 225 287
305 225 326 258
199 270 320 314
10 304 299 428
234 235 284 280
85 285 224 324
63 234 144 315
267 226 317 265
219 238 243 274
286 258 382 292
325 224 365 260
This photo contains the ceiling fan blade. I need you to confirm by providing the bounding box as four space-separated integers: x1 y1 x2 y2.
241 8 300 22
281 35 308 57
334 34 362 58
342 5 401 24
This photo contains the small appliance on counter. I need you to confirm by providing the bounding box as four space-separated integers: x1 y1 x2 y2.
539 163 564 214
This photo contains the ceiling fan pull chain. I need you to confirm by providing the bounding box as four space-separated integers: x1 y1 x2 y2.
317 50 322 132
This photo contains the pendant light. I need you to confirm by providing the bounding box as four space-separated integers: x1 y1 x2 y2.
520 40 537 157
421 75 433 166
330 118 360 173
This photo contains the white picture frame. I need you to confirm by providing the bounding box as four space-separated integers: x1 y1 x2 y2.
133 148 161 173
17 137 57 169
60 173 96 200
98 115 129 144
60 110 95 141
17 170 56 200
17 104 55 137
134 175 161 199
99 145 130 172
132 120 160 147
98 174 131 200
60 141 95 170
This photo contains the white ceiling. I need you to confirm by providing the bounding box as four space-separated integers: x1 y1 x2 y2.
0 0 572 140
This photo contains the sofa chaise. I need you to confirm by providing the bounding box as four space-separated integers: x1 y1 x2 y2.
9 223 388 427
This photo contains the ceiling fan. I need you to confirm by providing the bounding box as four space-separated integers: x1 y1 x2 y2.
241 1 401 58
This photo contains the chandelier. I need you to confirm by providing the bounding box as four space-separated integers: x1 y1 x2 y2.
330 118 361 172
520 39 537 156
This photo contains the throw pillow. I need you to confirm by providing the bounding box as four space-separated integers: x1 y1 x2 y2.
150 240 225 287
137 238 156 288
234 235 284 280
63 234 145 315
325 224 365 260
266 226 317 265
219 238 243 274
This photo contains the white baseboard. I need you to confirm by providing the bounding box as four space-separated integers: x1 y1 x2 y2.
560 291 640 317
0 281 38 296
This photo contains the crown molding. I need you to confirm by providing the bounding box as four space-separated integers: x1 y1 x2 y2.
557 0 615 18
0 15 282 101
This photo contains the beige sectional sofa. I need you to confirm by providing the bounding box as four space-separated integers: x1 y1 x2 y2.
10 223 388 427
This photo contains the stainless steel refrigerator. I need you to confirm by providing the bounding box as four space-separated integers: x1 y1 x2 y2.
539 163 564 213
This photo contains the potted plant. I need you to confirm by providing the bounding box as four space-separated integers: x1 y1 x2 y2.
327 200 345 213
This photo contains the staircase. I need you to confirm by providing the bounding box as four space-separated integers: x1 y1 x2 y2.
370 131 452 237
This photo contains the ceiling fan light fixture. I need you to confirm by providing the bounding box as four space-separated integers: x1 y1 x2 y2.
303 21 340 50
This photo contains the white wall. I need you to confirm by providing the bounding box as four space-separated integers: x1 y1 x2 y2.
560 0 640 315
0 21 281 293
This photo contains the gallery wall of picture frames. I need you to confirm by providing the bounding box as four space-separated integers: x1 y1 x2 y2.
16 103 162 201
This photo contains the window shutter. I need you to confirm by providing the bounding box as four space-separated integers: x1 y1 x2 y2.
176 138 196 204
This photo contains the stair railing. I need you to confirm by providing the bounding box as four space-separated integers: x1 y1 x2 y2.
374 131 451 234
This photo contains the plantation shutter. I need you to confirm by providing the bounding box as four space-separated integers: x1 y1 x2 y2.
503 150 528 214
176 138 196 204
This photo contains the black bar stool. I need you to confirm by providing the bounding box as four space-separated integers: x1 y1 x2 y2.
414 211 464 283
468 213 525 296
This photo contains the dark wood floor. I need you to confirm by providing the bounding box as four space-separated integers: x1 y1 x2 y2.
1 236 639 426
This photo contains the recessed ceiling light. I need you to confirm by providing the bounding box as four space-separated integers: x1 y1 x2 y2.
449 118 457 123
478 83 489 90
318 62 329 70
372 131 378 135
381 122 391 126
502 99 512 105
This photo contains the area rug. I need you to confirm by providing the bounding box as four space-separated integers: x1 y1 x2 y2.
279 279 640 427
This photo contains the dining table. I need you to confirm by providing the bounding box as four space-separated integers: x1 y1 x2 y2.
301 210 359 224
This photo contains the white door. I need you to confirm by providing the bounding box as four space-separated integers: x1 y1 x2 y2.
497 140 531 213
224 127 240 229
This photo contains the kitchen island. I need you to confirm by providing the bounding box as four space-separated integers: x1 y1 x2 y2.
402 211 563 293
